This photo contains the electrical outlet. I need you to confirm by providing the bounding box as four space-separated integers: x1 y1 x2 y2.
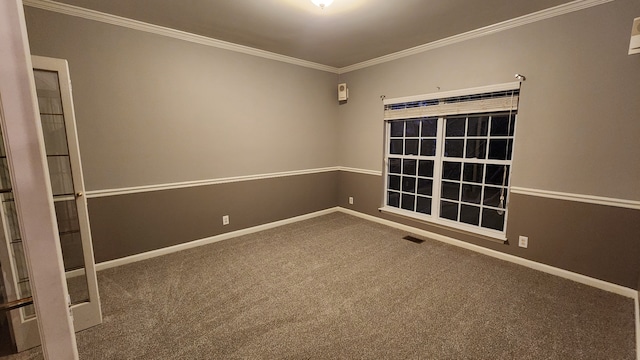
518 236 528 248
349 197 354 205
222 215 229 225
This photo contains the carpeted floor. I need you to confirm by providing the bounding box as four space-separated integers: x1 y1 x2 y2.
2 213 637 359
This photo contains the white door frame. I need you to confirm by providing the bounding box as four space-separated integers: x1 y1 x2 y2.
0 0 78 359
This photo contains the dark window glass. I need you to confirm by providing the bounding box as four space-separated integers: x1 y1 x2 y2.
406 120 420 137
417 178 433 196
441 181 460 200
420 139 436 156
388 191 400 207
416 196 431 215
461 184 482 204
442 161 461 180
460 205 480 226
401 194 415 211
405 139 419 155
440 201 458 221
488 139 513 160
388 175 401 191
446 118 465 137
444 139 464 157
483 186 506 207
465 139 487 159
485 164 509 186
463 163 484 183
467 116 489 136
390 139 403 155
389 158 401 174
490 114 516 136
421 118 437 137
390 121 404 137
402 176 416 193
418 160 434 178
482 208 505 231
403 159 417 175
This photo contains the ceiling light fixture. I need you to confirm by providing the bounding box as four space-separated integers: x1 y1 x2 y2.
311 0 334 9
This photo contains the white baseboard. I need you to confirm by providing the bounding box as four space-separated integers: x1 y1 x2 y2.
336 207 637 299
94 207 339 272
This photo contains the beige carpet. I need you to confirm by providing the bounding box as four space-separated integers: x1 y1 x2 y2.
2 212 636 359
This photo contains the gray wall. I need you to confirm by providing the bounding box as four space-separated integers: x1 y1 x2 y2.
337 0 640 200
24 7 340 261
25 8 339 191
336 0 640 288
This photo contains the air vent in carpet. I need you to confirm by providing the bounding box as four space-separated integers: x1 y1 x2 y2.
403 235 425 244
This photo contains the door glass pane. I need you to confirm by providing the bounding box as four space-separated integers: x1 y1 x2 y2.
34 69 89 305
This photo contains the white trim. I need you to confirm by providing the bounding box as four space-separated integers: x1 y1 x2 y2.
383 82 521 106
22 0 339 74
23 0 612 75
338 0 615 73
336 166 382 176
86 167 340 198
94 207 339 271
510 187 640 210
337 207 637 299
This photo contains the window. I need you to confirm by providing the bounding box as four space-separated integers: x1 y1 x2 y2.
381 83 520 239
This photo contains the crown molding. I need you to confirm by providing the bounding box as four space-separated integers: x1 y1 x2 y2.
22 0 340 74
337 0 615 74
24 0 614 75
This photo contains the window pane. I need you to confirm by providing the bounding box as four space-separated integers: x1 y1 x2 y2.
485 164 510 186
421 118 437 137
482 208 505 231
390 121 404 137
405 120 420 137
461 184 482 204
417 178 433 196
389 158 401 174
444 139 464 157
465 139 487 159
420 139 436 156
403 159 417 175
388 175 401 191
463 163 484 183
490 114 516 136
441 181 460 200
460 205 480 226
483 186 506 207
401 194 415 211
442 161 461 180
446 118 465 137
390 139 403 155
402 177 416 193
405 139 419 155
467 116 489 136
440 201 458 221
416 196 431 215
418 160 434 178
488 139 513 160
388 191 400 207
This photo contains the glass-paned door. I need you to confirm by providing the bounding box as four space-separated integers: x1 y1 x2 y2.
0 56 102 352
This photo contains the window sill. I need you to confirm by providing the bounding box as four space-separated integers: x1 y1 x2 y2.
378 206 507 244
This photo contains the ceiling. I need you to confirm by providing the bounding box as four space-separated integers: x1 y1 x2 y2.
52 0 575 68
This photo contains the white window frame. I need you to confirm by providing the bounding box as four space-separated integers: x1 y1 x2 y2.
379 82 521 241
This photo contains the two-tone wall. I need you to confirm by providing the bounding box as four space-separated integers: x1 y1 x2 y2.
337 0 640 289
24 0 640 291
24 7 340 263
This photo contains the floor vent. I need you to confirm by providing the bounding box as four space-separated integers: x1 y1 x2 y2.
403 235 425 244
